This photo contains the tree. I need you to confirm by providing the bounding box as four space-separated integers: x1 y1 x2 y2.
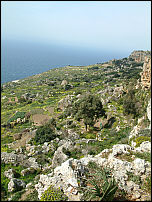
123 89 138 118
34 123 57 144
72 93 106 131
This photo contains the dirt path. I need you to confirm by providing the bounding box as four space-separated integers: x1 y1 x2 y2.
19 189 35 201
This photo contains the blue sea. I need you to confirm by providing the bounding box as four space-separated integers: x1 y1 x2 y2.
1 40 129 84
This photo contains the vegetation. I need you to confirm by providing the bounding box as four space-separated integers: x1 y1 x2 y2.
71 93 106 131
34 123 57 144
8 111 26 123
80 162 120 201
1 53 151 201
123 89 139 118
40 185 68 201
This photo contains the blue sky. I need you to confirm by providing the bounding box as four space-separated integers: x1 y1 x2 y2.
1 1 151 52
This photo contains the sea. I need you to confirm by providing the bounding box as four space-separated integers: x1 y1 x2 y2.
1 40 129 84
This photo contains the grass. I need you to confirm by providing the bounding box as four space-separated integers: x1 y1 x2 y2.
1 162 41 200
127 171 141 185
135 152 151 162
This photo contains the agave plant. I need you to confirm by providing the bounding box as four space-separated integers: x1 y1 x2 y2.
81 164 118 201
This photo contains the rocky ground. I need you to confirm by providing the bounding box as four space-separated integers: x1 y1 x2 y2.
1 52 151 201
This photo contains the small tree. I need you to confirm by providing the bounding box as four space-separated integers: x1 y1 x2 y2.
123 89 139 118
72 93 106 131
34 123 57 144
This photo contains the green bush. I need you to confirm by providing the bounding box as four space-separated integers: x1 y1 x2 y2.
62 147 82 159
34 124 57 144
40 185 68 201
11 190 25 201
134 152 151 162
135 136 151 147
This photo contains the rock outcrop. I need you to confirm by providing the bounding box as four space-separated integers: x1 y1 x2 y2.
140 56 151 89
129 50 150 62
35 143 151 201
147 99 151 128
58 95 74 110
8 178 26 192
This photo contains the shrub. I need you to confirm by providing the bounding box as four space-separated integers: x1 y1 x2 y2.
62 147 82 159
36 154 50 165
135 152 151 162
11 190 25 201
81 162 118 201
40 185 68 201
34 124 57 144
135 136 151 147
123 90 138 118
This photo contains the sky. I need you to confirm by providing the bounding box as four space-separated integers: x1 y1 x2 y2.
1 1 151 52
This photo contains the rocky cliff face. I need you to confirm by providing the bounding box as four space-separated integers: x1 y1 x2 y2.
140 56 151 89
129 51 151 62
147 99 151 129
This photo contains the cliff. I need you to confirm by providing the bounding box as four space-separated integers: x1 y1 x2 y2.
140 56 151 89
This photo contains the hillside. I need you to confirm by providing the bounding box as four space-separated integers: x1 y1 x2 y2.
1 51 151 201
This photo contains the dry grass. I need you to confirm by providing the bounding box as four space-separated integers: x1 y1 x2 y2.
32 114 50 126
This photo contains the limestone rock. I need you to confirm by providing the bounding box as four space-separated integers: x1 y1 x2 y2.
52 140 74 168
58 95 74 110
140 56 151 89
112 144 133 156
8 178 26 192
131 191 141 200
129 125 141 140
147 99 151 128
35 158 86 200
61 80 68 86
135 141 151 153
1 152 26 165
23 157 41 169
21 167 36 176
4 169 17 179
51 146 68 168
132 158 146 175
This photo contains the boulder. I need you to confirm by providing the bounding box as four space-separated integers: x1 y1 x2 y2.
51 145 69 168
4 169 17 179
112 144 133 156
21 167 36 176
42 142 55 154
8 178 26 192
22 157 41 169
1 152 26 165
61 80 68 86
135 141 151 153
58 95 73 110
132 158 146 175
35 158 83 200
